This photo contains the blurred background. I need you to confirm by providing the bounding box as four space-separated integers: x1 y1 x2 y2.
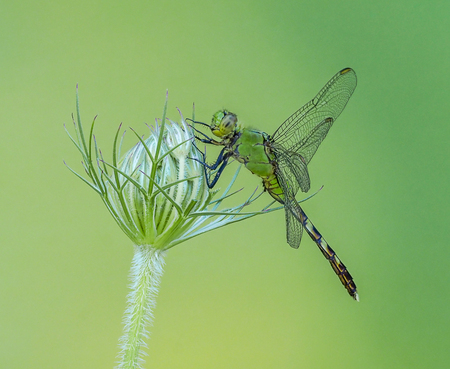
1 0 449 368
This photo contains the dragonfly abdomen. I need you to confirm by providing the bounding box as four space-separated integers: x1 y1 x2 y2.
298 208 359 301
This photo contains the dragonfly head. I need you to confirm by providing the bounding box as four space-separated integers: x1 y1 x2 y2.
210 110 238 139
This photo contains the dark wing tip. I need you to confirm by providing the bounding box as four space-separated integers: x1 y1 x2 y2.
340 67 354 75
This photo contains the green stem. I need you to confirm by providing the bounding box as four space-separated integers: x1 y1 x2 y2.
117 246 166 369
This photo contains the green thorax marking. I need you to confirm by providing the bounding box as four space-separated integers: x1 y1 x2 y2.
233 128 274 177
230 128 285 203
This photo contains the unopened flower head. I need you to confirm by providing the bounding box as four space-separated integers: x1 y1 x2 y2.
108 113 208 248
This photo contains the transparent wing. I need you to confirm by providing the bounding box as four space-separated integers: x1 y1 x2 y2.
271 68 357 164
273 150 308 248
286 117 333 165
284 206 303 249
272 144 311 193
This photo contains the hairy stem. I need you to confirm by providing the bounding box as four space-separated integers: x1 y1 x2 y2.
117 245 166 369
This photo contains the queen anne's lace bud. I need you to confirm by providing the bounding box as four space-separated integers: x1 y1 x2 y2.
108 114 208 248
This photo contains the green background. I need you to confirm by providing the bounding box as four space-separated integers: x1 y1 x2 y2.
1 0 449 368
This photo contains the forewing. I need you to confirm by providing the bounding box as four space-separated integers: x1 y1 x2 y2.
272 68 357 162
287 117 334 164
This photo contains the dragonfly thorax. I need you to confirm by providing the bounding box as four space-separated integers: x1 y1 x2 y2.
210 110 239 139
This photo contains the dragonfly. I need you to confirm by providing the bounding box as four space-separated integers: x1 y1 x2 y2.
190 68 358 300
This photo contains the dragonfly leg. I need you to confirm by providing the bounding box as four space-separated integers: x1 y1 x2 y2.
204 155 231 188
190 146 232 188
186 117 210 128
190 125 223 145
190 146 227 170
186 118 223 145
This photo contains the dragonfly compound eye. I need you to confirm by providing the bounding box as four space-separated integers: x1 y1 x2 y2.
211 110 238 138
